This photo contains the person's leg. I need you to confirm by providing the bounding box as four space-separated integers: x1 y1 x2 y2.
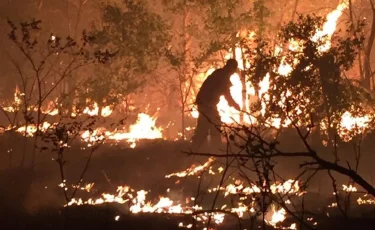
191 112 210 150
208 111 223 146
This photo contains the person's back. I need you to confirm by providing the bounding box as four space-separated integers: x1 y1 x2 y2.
196 69 231 107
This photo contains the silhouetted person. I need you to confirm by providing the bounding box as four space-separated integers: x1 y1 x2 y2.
191 59 241 149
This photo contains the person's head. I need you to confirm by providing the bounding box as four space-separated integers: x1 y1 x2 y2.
223 59 238 75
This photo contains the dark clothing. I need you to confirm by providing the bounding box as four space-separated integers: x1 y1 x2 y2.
196 69 238 107
191 68 240 148
191 104 222 149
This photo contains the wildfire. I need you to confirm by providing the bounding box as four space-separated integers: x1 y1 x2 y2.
2 85 23 112
265 205 297 230
342 184 358 192
16 122 54 137
65 157 304 229
106 113 163 148
80 113 163 147
188 0 364 140
339 111 372 141
266 205 287 227
220 179 302 196
72 183 95 192
357 195 375 205
66 184 202 215
312 0 349 52
83 102 113 117
165 157 215 178
12 112 162 148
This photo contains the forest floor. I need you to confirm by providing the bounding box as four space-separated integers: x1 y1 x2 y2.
0 133 375 229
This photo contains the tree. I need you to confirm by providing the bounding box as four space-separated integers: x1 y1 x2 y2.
86 0 170 115
5 19 114 169
347 0 375 89
248 14 370 144
161 0 258 139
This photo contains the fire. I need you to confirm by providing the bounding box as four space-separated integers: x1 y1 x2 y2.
81 128 106 143
64 160 305 228
265 205 297 229
231 203 255 218
16 122 54 137
41 100 59 116
342 184 358 192
312 0 349 52
2 85 23 112
72 183 95 192
220 179 302 196
106 113 163 148
338 111 372 141
266 205 287 227
165 157 215 178
12 112 162 148
66 184 203 215
79 113 163 148
357 196 375 205
189 0 354 134
83 102 113 117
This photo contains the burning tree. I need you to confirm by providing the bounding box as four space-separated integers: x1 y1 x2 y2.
186 7 375 230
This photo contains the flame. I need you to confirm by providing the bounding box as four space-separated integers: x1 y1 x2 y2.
265 205 297 229
221 179 302 196
357 196 375 205
312 0 349 52
12 112 162 148
342 184 358 192
189 0 350 132
16 122 53 137
83 102 113 117
106 113 163 148
41 100 59 115
338 111 372 141
165 157 215 178
72 183 95 192
2 86 23 112
266 205 287 227
66 184 203 215
79 113 163 148
65 162 304 228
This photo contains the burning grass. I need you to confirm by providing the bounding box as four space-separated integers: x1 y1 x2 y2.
59 154 375 230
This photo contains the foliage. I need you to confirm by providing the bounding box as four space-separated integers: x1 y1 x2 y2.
247 14 371 130
83 0 171 108
187 14 375 229
40 116 105 203
96 0 170 73
5 18 115 168
7 18 115 117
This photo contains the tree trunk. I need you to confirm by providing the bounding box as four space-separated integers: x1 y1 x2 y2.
363 1 375 89
98 102 103 117
180 0 191 140
257 0 265 37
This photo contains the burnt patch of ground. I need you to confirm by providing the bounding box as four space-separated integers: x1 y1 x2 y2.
2 205 193 230
2 203 375 230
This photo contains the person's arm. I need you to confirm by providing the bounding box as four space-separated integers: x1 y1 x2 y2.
223 82 241 111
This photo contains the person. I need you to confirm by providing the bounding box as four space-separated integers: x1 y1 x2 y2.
191 59 241 149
